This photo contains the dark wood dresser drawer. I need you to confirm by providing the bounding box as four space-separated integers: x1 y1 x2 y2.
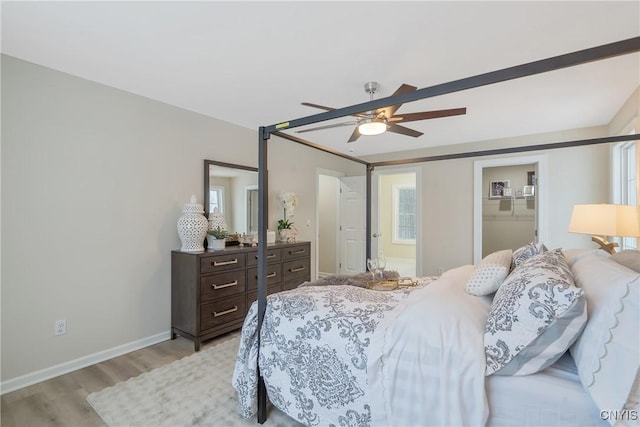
200 270 246 302
282 244 310 260
283 258 310 282
248 265 283 288
200 295 246 331
246 248 282 266
200 253 246 274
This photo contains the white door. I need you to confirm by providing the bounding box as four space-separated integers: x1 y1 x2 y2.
339 176 366 275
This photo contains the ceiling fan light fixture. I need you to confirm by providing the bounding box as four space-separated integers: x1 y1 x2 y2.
358 117 387 136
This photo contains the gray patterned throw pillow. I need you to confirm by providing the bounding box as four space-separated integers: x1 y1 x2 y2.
485 249 587 376
511 241 548 269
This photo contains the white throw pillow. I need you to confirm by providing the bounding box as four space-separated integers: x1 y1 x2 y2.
485 250 587 376
465 249 513 296
569 251 640 424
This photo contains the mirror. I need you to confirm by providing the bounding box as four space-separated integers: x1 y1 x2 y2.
204 160 259 235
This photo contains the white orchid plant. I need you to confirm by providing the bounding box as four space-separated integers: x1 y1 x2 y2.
278 192 298 232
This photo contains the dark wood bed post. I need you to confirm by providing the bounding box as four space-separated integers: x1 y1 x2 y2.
257 126 269 424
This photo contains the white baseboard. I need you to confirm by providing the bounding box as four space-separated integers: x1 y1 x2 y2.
1 330 172 395
318 271 334 278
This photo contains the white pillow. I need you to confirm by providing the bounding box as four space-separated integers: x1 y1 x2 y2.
485 250 587 376
562 248 599 267
465 249 513 296
569 251 640 423
611 249 640 273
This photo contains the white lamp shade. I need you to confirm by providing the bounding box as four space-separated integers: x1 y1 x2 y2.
569 204 640 237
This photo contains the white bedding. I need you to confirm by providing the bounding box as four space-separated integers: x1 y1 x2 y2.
232 263 609 427
486 352 606 427
233 265 491 426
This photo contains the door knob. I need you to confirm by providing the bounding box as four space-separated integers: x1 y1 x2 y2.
372 233 382 238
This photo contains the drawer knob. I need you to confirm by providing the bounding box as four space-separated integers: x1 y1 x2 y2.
211 280 238 290
289 266 305 273
212 259 238 266
289 249 305 255
213 306 238 317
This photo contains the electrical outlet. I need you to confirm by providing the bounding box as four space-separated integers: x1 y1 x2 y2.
54 319 66 336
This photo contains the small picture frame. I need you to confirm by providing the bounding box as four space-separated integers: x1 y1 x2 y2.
522 185 535 197
527 171 536 186
489 180 510 198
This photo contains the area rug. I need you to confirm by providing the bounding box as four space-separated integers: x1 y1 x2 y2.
86 334 301 427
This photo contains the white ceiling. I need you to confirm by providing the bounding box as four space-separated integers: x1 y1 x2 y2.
2 1 639 156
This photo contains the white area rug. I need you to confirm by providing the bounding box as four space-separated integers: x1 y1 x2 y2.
86 334 301 427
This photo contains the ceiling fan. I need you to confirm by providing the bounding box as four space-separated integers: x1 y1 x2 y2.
296 82 467 143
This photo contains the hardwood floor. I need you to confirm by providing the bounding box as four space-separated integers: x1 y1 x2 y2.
1 332 238 427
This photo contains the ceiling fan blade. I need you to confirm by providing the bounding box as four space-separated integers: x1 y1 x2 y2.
386 123 424 138
301 102 337 111
392 107 467 123
296 121 357 133
374 83 418 118
347 127 361 143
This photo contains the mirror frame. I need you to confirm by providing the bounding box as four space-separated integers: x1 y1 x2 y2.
203 159 259 223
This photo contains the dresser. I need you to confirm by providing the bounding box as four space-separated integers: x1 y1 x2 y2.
171 241 311 350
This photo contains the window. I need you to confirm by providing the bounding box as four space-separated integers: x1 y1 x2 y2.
621 141 637 250
613 136 638 250
392 185 416 244
209 186 224 215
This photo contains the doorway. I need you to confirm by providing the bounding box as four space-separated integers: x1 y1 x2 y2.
372 168 420 277
316 170 367 278
473 155 547 263
317 173 341 277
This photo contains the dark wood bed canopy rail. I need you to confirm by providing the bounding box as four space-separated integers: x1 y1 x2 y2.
254 36 640 423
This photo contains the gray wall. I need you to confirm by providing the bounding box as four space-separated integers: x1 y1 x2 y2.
267 136 366 270
0 55 362 387
317 174 340 275
366 123 632 275
0 55 255 383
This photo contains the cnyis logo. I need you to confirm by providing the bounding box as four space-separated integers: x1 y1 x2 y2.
600 410 638 421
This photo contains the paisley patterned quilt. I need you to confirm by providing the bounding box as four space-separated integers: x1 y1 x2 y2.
232 266 491 427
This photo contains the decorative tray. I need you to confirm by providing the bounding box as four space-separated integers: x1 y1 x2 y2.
367 280 399 291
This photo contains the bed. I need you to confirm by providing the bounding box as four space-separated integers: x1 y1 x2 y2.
242 36 640 426
233 246 639 426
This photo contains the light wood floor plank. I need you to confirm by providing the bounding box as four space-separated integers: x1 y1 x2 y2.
1 333 234 427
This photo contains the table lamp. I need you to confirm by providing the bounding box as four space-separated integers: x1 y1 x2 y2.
568 204 640 254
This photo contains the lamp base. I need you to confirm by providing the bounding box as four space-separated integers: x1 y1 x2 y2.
591 235 618 254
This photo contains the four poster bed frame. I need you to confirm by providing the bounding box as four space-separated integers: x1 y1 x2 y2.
253 36 640 423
